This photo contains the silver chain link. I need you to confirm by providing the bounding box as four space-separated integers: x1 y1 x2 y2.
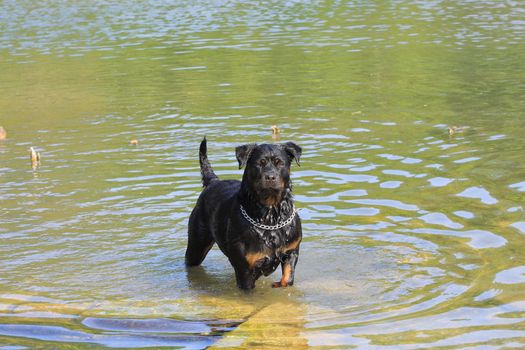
240 204 297 231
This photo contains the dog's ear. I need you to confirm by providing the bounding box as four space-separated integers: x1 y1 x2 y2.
282 142 302 166
235 143 257 169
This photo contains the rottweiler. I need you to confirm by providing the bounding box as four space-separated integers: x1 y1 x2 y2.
185 138 302 290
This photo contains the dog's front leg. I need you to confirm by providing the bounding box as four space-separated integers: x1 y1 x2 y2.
228 250 259 290
272 250 299 288
233 264 257 290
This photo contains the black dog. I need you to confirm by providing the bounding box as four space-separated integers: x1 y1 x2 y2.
185 138 302 290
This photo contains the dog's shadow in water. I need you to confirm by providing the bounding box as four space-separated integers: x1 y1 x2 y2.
182 252 309 348
184 253 240 294
184 252 281 298
185 265 308 349
185 266 228 291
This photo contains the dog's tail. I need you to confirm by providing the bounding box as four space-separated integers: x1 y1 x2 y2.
199 137 219 187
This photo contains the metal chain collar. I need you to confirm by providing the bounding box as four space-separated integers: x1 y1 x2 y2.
240 204 297 231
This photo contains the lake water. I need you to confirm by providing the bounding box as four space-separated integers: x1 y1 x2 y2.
1 1 525 348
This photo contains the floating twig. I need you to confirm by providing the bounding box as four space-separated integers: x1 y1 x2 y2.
448 126 470 136
271 125 280 139
29 147 41 168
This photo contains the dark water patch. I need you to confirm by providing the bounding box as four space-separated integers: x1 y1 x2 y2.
0 323 217 348
82 317 237 334
0 317 240 349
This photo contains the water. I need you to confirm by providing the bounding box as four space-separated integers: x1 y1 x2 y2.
1 1 525 348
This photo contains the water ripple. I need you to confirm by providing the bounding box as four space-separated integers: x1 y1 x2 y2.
407 228 507 249
1 1 525 348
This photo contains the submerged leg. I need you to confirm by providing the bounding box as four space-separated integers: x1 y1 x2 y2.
185 211 214 266
272 250 299 288
233 265 257 290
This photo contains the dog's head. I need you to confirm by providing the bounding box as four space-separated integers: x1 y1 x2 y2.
236 142 301 206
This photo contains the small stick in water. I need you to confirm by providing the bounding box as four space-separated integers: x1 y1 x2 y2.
29 147 41 168
448 125 470 136
271 125 280 140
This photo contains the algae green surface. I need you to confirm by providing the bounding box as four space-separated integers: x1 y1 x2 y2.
1 1 525 348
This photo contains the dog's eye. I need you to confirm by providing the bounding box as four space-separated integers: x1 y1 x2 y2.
259 159 267 167
273 158 283 166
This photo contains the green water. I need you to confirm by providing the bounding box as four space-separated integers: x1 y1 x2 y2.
1 1 525 348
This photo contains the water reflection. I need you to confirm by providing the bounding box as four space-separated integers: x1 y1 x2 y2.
0 323 221 349
1 0 525 348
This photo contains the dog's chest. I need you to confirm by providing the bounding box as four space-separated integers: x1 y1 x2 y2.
245 234 293 272
253 227 291 249
244 227 301 274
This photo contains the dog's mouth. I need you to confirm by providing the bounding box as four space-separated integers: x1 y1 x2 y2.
261 173 284 189
261 180 285 194
258 180 285 206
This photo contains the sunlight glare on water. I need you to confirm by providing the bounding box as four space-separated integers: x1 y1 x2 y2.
1 0 525 348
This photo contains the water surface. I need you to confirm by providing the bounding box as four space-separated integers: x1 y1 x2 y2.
1 1 525 348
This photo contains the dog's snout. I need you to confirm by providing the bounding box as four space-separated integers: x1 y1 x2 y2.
265 174 276 181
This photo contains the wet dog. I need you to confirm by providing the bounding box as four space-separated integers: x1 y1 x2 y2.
185 138 302 290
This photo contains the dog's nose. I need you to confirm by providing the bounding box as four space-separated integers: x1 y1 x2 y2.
265 174 276 181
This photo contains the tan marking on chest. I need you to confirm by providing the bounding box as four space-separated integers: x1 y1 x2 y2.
278 237 301 254
245 251 269 268
260 193 282 206
246 237 301 268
